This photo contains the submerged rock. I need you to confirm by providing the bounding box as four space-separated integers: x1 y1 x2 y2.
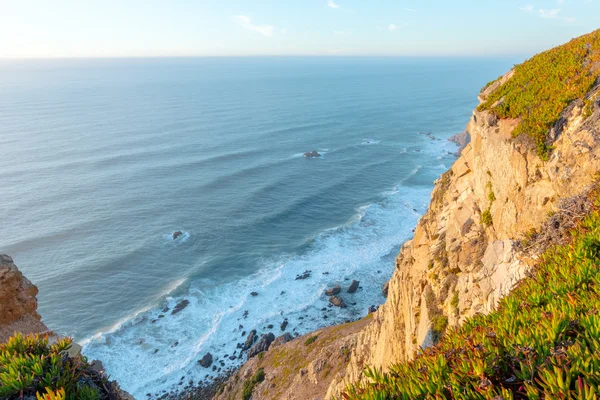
303 150 321 158
295 270 311 280
171 300 190 315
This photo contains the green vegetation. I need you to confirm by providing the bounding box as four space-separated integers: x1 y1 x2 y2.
304 335 319 346
478 29 600 159
342 189 600 399
451 292 459 309
481 209 493 226
242 368 265 400
0 334 102 400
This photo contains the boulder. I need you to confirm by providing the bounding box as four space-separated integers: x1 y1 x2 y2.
171 300 190 315
247 333 275 358
280 319 289 331
329 296 346 308
198 352 213 368
173 231 183 240
250 292 259 297
368 305 378 314
347 280 360 293
303 150 321 158
325 286 341 296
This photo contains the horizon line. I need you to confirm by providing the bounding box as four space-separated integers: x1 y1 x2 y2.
0 53 529 61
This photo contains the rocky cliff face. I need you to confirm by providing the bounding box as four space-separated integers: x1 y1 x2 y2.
0 254 48 342
325 73 600 397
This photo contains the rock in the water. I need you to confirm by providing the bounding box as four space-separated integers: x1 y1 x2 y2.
171 300 190 315
280 319 289 331
368 305 378 314
347 280 360 293
198 352 213 368
250 292 259 297
247 333 275 358
295 270 311 280
242 330 257 351
271 333 294 348
329 296 346 308
303 150 321 158
173 231 183 240
325 286 341 296
382 281 389 297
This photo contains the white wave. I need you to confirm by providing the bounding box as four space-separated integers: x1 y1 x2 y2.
361 139 380 145
83 182 432 398
80 278 187 347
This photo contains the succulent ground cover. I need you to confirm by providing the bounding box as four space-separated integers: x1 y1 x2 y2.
0 333 110 400
478 29 600 159
342 187 600 399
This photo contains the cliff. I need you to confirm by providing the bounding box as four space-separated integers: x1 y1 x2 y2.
0 254 49 343
214 30 600 400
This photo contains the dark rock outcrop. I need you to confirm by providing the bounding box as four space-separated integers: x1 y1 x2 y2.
295 270 311 280
171 300 190 315
303 150 321 158
347 280 360 293
198 352 213 368
247 333 275 358
243 330 258 351
173 231 183 240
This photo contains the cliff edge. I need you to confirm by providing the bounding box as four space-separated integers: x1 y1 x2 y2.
213 29 600 400
0 254 49 343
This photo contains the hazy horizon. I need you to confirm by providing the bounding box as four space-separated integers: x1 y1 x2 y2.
1 0 598 59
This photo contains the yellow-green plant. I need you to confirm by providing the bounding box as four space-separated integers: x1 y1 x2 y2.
0 333 101 400
478 29 600 159
341 188 600 399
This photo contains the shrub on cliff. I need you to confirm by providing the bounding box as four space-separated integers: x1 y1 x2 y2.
0 333 104 400
341 189 600 399
478 29 600 159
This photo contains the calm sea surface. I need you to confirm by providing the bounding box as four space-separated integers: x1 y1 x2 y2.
0 57 517 397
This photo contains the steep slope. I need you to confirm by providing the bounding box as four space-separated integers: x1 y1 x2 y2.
326 30 600 398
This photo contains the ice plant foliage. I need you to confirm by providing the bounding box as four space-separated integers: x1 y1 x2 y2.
478 29 600 159
342 190 600 399
0 333 101 400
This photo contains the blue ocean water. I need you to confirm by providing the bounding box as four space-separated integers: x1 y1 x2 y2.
0 57 517 397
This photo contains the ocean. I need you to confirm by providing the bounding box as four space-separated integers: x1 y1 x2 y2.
0 56 517 397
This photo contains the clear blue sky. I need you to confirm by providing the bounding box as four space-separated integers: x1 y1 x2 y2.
1 0 598 58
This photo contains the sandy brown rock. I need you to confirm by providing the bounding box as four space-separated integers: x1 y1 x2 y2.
0 255 48 343
214 316 372 400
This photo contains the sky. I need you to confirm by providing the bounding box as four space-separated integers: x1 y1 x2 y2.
0 0 598 58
